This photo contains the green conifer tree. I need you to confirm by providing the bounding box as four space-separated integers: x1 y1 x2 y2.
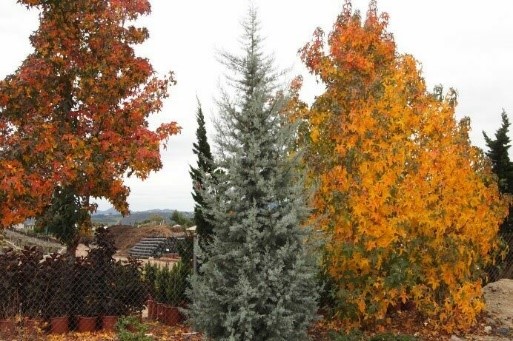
484 110 513 231
484 111 513 193
35 185 90 254
188 8 318 340
189 102 215 248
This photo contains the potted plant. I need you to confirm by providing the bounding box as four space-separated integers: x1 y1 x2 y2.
0 289 18 338
100 297 123 332
0 248 19 337
76 298 99 332
79 228 119 332
155 264 170 322
114 257 148 319
163 260 190 326
100 262 124 332
18 246 45 335
41 253 72 334
73 256 101 333
143 262 158 320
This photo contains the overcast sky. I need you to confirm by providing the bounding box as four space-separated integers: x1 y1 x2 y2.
1 1 512 212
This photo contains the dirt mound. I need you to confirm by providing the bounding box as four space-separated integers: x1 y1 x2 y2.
108 225 176 255
483 279 513 330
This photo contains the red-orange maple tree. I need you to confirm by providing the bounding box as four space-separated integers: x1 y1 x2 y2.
297 0 508 332
0 0 180 228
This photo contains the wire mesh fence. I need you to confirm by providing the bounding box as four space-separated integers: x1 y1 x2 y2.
0 224 195 338
2 221 513 338
486 232 513 282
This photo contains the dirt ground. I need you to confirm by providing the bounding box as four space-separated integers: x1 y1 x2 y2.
483 279 513 330
469 279 513 340
75 224 186 256
108 224 182 256
76 224 184 270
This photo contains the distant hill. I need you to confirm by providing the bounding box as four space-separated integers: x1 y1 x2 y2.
94 207 119 215
92 208 193 226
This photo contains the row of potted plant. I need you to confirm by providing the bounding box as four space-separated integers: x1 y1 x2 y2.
55 228 148 334
145 260 191 326
0 246 49 338
0 228 149 336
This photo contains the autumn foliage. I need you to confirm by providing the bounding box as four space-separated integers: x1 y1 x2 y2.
298 0 508 332
0 0 179 227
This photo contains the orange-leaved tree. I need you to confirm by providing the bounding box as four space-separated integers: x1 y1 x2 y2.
0 0 179 231
297 0 508 332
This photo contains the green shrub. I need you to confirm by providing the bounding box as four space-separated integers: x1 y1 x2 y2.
143 263 158 298
116 315 153 341
166 260 190 306
155 265 170 303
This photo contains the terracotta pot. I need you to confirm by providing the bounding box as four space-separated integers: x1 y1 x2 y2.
77 316 97 333
24 318 42 336
0 319 16 337
50 316 69 334
147 299 157 320
163 305 181 326
101 315 118 332
156 302 165 322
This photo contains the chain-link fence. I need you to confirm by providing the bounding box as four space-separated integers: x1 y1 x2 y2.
2 221 513 339
0 225 195 338
486 232 513 283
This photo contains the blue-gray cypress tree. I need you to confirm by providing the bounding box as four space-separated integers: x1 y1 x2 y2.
188 8 318 341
